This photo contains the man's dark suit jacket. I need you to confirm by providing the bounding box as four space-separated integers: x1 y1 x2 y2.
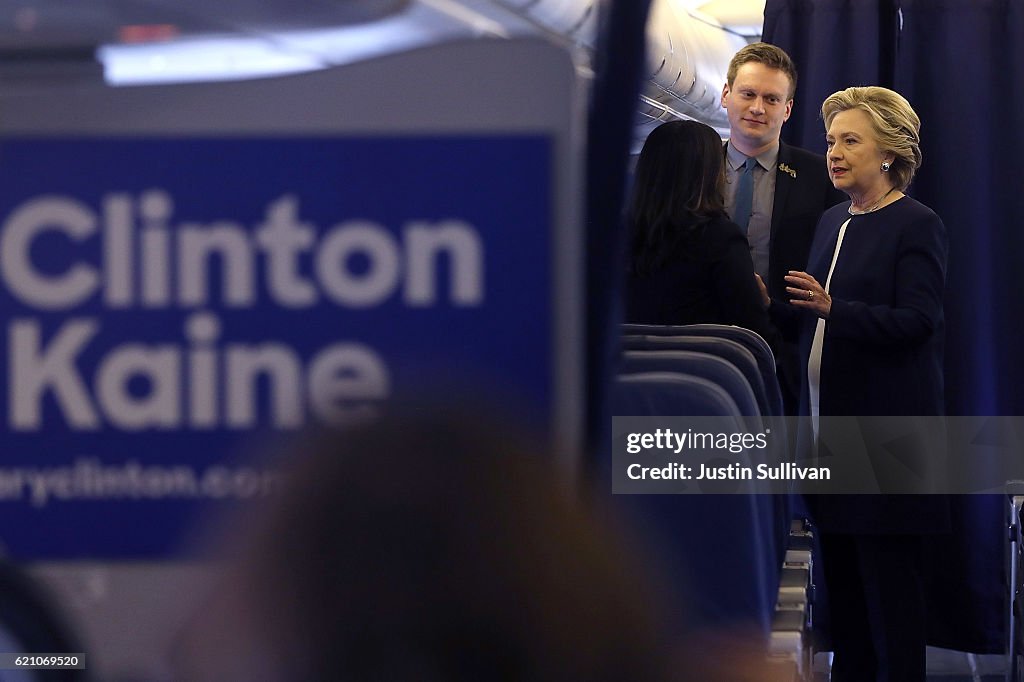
765 142 847 300
731 141 845 411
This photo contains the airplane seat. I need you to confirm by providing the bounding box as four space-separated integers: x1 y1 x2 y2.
622 323 783 418
609 372 777 638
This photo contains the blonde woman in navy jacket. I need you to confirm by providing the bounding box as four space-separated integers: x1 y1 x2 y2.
782 86 947 682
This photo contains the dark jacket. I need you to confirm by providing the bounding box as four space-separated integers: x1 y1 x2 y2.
799 196 949 533
745 142 845 411
743 142 847 301
624 215 778 351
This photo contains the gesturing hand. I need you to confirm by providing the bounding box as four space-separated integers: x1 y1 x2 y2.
785 270 831 318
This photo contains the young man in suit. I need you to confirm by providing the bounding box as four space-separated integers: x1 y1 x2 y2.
720 42 845 413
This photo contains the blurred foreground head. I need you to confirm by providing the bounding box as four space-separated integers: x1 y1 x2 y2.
175 410 676 681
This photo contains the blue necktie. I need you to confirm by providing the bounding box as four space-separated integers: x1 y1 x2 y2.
733 156 757 234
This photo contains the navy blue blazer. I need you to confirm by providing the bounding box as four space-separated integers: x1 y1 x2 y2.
798 196 949 533
799 196 946 417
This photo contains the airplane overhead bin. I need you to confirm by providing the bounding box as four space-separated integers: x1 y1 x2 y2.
484 0 747 144
640 0 746 137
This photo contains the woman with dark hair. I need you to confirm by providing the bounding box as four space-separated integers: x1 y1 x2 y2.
624 120 776 347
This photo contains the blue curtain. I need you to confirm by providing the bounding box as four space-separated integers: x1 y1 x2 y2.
764 0 1023 653
585 0 652 468
894 0 1023 654
764 0 901 152
894 0 1024 418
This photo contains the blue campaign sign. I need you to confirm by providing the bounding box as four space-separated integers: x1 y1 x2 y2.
0 136 555 558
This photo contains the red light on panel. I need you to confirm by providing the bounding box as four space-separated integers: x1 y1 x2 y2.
119 24 179 43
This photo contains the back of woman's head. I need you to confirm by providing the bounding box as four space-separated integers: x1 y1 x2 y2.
174 408 796 682
629 120 726 274
175 409 678 682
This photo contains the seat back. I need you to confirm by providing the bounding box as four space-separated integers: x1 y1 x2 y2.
608 372 776 635
622 324 783 416
619 350 761 428
619 333 794 611
623 335 769 415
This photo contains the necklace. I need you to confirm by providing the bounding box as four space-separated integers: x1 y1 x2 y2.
848 186 897 215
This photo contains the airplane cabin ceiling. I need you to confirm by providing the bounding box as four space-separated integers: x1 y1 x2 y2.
0 0 766 140
0 0 411 50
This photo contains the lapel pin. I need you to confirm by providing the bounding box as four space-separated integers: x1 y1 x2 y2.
778 163 797 178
